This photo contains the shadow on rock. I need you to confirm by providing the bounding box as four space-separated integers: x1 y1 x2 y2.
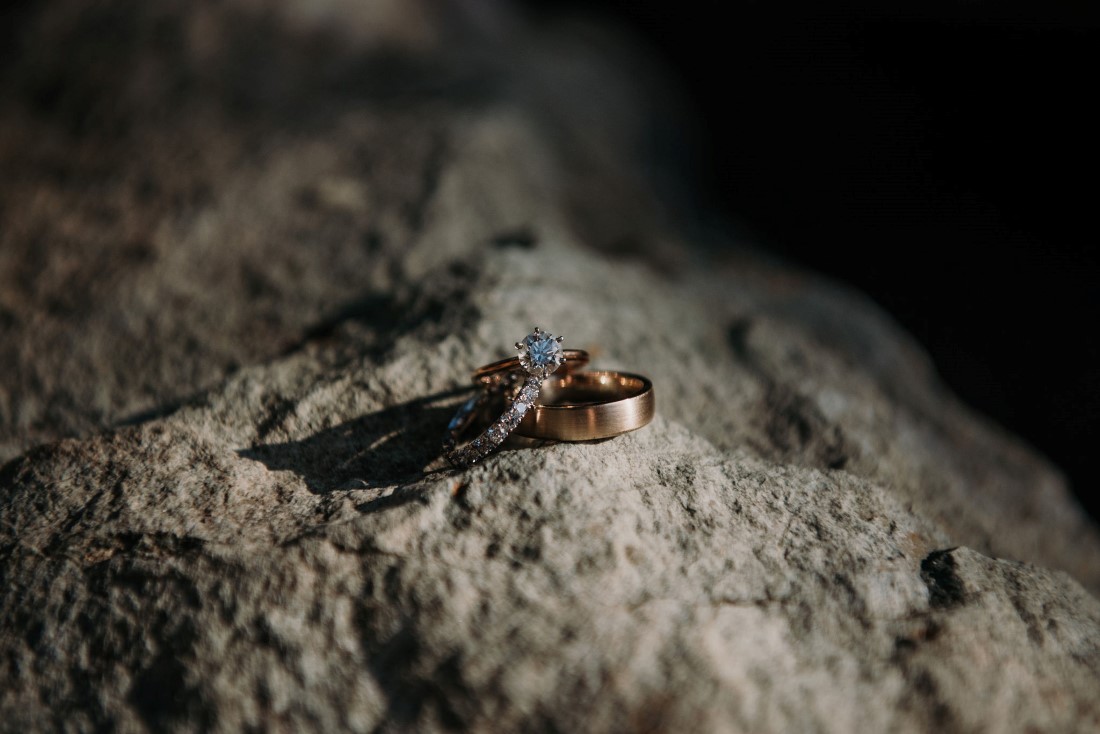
238 388 470 494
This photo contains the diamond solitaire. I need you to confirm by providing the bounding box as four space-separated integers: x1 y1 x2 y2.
517 327 565 378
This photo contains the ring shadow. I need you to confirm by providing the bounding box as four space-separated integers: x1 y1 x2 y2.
237 388 472 498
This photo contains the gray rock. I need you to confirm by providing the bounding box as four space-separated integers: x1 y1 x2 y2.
2 2 1098 732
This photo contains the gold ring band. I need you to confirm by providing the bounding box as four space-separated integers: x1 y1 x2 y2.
472 349 589 386
514 370 654 441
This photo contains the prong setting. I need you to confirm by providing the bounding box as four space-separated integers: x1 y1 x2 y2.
517 328 566 379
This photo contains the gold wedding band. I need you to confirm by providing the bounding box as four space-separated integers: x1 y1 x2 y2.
515 370 654 441
472 349 589 386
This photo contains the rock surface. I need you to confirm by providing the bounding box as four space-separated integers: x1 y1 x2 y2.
2 2 1100 732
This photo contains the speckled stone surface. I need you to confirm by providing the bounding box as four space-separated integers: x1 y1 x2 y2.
2 2 1098 732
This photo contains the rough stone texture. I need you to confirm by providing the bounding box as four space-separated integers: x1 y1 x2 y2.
2 2 1100 732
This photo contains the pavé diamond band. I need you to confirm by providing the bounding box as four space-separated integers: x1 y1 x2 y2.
445 327 568 467
514 370 654 441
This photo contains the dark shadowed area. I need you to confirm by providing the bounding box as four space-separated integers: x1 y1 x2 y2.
524 0 1100 519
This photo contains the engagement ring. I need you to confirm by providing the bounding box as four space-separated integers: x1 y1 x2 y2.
445 327 568 467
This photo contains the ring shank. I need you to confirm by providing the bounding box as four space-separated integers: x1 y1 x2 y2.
516 371 654 441
472 349 589 385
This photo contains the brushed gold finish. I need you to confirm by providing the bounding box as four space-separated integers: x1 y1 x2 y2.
515 371 654 441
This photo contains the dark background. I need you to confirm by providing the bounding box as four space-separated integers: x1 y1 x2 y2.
525 1 1099 518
